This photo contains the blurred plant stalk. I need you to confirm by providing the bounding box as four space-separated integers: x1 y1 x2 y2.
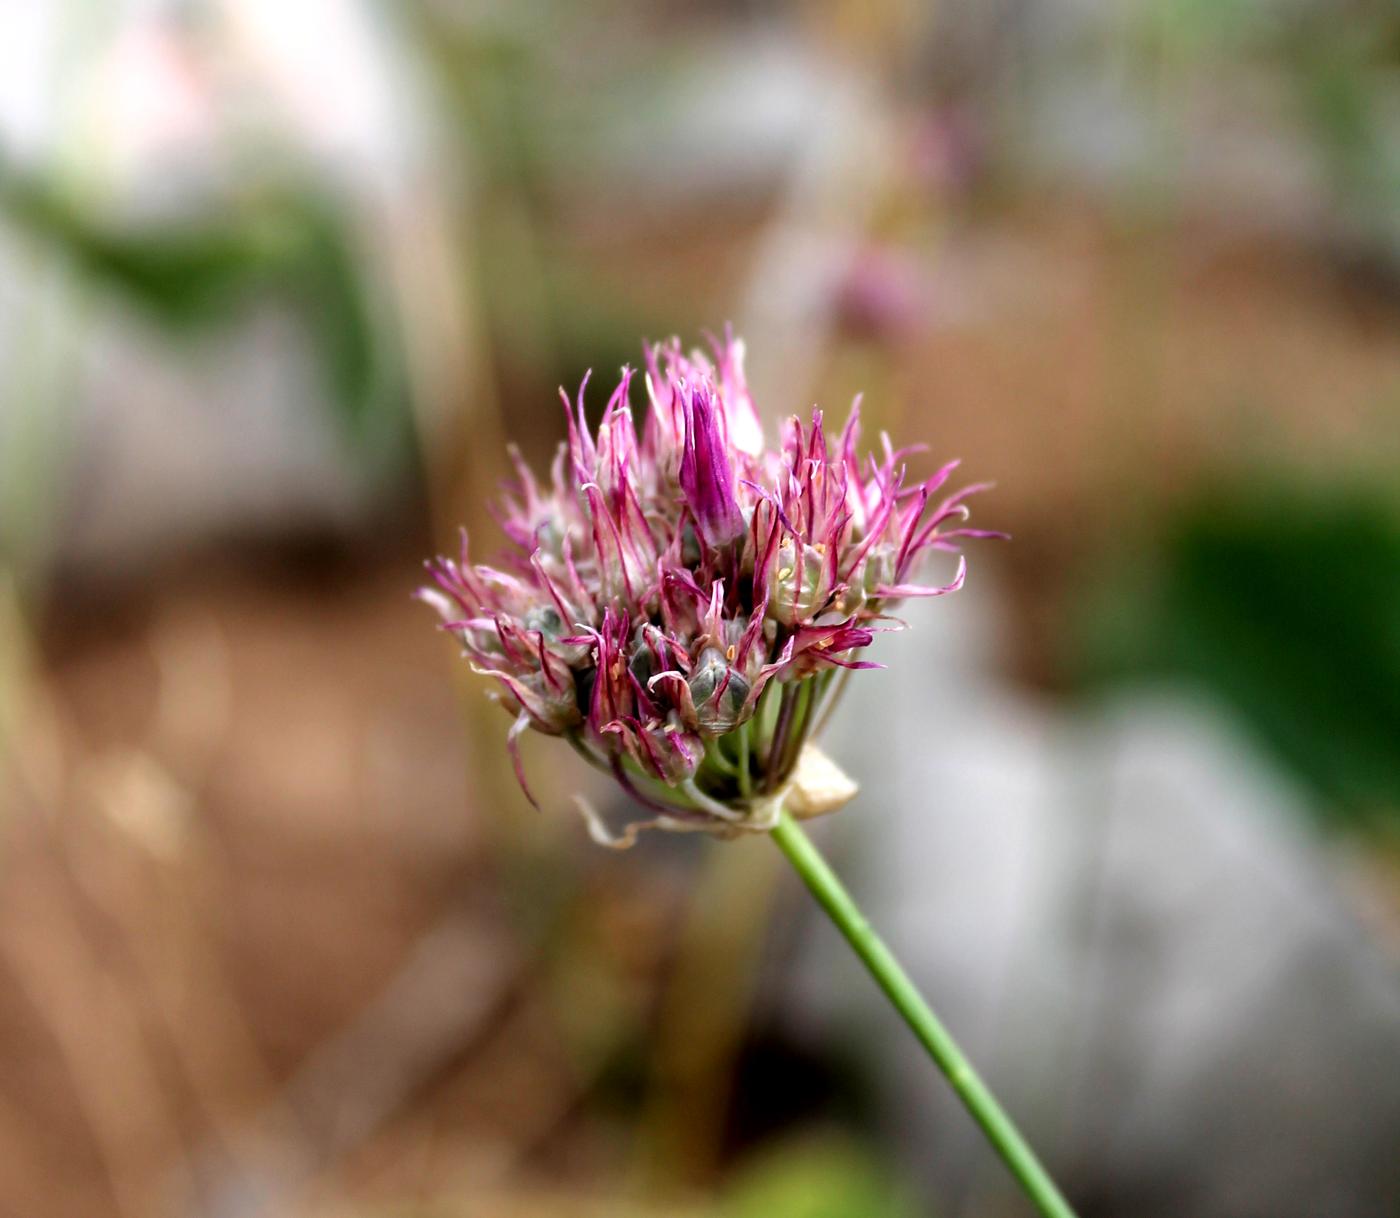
636 835 783 1187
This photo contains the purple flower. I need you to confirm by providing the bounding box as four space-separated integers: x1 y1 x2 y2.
420 331 1002 842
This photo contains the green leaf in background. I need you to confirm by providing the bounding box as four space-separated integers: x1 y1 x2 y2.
1077 481 1400 833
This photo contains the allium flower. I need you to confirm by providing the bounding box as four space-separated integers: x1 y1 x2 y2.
419 330 1001 846
418 344 1072 1218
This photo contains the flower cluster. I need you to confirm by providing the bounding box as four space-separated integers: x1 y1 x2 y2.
420 332 999 844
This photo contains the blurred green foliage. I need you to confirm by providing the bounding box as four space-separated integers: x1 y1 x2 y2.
0 165 401 447
720 1138 920 1218
1078 482 1400 832
1132 0 1400 250
1288 10 1400 233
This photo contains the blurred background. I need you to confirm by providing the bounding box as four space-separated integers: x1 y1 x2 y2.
1 1 1398 1216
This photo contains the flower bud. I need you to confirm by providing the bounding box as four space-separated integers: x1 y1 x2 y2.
524 605 565 639
636 714 705 784
628 623 666 686
766 537 837 626
680 385 745 549
486 666 581 735
687 646 751 735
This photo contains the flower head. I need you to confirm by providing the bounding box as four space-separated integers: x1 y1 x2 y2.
420 329 1002 844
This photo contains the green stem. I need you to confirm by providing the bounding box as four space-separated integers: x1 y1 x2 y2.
736 721 753 799
704 739 739 778
769 811 1077 1218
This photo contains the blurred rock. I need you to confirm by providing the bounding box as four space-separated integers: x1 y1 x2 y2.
0 0 471 581
789 578 1400 1218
